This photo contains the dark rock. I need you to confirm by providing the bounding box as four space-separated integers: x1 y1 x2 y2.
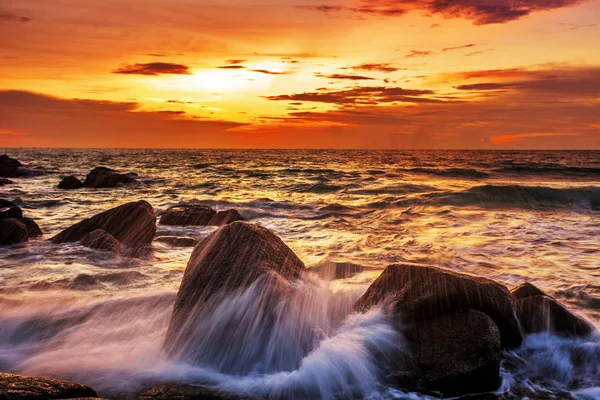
0 206 23 220
402 310 502 397
155 236 199 247
0 372 98 399
82 166 137 188
511 282 546 300
164 221 305 356
0 154 44 178
355 264 522 349
58 175 83 190
22 217 43 238
515 294 594 337
0 199 17 208
0 218 29 245
307 259 364 280
135 383 249 400
51 200 156 246
0 178 13 186
210 209 244 226
81 229 121 254
160 204 216 226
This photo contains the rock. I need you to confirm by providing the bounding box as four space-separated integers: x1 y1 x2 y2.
22 217 43 238
0 372 98 399
0 178 13 186
512 283 594 337
0 154 44 178
0 218 29 245
0 206 23 220
402 310 502 397
155 236 199 247
58 175 83 190
81 229 121 254
307 259 364 280
210 209 245 226
511 282 546 300
355 264 522 349
0 199 17 208
135 383 249 400
160 203 216 226
51 200 156 246
164 221 305 356
82 166 137 188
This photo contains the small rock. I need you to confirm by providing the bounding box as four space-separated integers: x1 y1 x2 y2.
0 218 29 245
511 282 546 300
160 203 216 226
135 383 250 400
22 217 43 238
210 209 244 226
82 166 138 188
0 199 17 208
0 372 98 399
81 229 121 254
58 175 83 190
155 236 199 247
0 206 23 220
0 154 44 178
308 259 364 280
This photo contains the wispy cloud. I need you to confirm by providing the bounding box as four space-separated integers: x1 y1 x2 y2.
113 62 191 75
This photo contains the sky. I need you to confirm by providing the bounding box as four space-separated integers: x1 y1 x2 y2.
1 0 599 149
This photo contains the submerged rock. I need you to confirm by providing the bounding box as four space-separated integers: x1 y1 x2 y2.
135 383 249 400
51 200 156 246
0 218 29 245
82 166 138 188
81 229 121 254
0 177 13 186
164 221 305 356
355 264 522 349
307 259 364 280
0 154 44 178
160 202 244 226
58 175 83 190
0 372 98 399
154 236 199 247
511 282 594 337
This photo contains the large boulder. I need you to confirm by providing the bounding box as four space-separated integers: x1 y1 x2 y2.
0 207 43 238
135 384 249 400
402 310 502 397
0 372 98 399
81 229 120 254
159 203 244 226
0 154 43 178
355 264 522 349
58 175 83 190
82 167 137 188
51 200 156 246
0 218 29 245
164 221 305 357
511 282 594 337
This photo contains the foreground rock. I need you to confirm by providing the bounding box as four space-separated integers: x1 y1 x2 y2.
154 236 199 247
51 200 156 246
0 154 43 178
135 383 249 400
355 264 522 397
164 221 305 357
82 167 138 188
0 218 29 245
81 229 120 254
0 372 98 399
512 282 594 337
160 203 244 226
0 177 13 186
0 199 17 208
58 175 83 190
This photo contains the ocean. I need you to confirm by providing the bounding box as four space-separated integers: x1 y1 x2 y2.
0 149 599 399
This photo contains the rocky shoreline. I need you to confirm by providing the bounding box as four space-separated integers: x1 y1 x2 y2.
0 154 596 399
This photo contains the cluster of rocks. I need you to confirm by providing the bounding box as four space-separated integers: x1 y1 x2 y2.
0 202 43 245
58 167 139 189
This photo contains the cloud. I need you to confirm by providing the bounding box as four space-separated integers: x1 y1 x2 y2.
217 65 246 69
299 0 588 25
315 73 376 80
405 50 434 58
0 13 32 23
442 44 477 52
250 69 294 75
226 59 247 64
264 86 437 105
351 63 401 73
112 62 191 75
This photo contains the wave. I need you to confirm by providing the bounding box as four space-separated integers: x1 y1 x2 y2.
494 165 600 177
291 183 344 194
401 167 490 179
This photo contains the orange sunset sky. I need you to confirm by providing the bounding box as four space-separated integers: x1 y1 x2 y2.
1 0 599 149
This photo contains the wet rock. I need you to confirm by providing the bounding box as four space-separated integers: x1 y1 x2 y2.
155 236 199 247
82 166 138 188
512 282 594 337
160 203 216 226
0 206 23 220
0 372 98 399
51 200 156 246
0 199 17 208
0 218 29 245
0 177 13 186
22 217 43 238
0 154 44 178
81 229 121 254
402 310 502 397
135 383 249 400
355 264 522 349
210 209 245 226
58 175 83 190
164 221 305 356
307 259 364 280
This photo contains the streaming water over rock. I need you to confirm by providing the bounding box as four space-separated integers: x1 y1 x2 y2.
0 149 598 399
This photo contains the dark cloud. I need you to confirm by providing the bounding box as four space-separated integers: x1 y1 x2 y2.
405 50 434 58
316 73 376 80
226 59 247 64
264 86 437 105
112 62 191 75
218 65 246 69
352 63 401 73
250 69 294 75
0 13 32 23
442 44 477 52
299 0 588 25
